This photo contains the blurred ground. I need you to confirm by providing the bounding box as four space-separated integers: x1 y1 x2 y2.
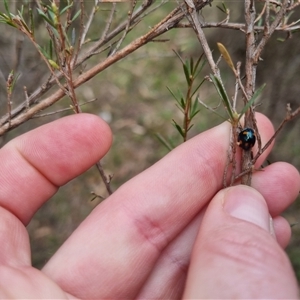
0 0 300 282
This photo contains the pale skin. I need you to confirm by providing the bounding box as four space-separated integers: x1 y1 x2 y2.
0 113 299 299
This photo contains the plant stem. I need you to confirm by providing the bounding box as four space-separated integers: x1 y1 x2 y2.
241 0 257 185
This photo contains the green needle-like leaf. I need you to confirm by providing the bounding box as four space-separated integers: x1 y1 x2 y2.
0 12 17 27
238 83 266 121
37 8 56 28
72 9 81 22
191 97 199 114
37 44 51 59
180 97 185 109
187 123 194 131
190 109 200 120
191 78 205 98
189 57 194 75
11 73 21 92
155 133 174 151
194 58 206 78
49 40 53 59
210 74 235 122
4 0 12 21
60 3 74 15
17 12 31 34
183 63 191 85
167 86 183 109
193 53 204 74
172 120 185 138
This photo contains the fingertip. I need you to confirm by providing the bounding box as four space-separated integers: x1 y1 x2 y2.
15 113 113 185
273 216 292 249
252 113 275 166
222 185 271 232
75 113 113 151
252 162 300 216
0 114 112 224
239 112 274 140
32 113 112 152
255 112 275 134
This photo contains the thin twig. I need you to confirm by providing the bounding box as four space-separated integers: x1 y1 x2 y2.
234 104 300 182
287 1 300 11
72 0 85 67
233 62 241 112
184 0 219 76
109 0 137 56
255 2 267 24
88 0 153 55
265 0 270 33
230 125 239 186
258 0 282 6
6 71 14 128
175 21 300 32
2 2 299 129
23 86 29 111
240 0 257 185
96 161 113 195
32 98 98 118
102 3 117 42
0 0 156 126
254 0 290 63
253 104 300 163
79 0 101 47
0 0 210 135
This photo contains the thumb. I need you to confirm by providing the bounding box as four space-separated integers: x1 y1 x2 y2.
183 185 299 299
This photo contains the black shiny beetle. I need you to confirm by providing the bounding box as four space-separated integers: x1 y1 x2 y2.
237 128 256 151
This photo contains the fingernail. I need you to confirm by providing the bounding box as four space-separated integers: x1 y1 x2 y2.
223 186 272 233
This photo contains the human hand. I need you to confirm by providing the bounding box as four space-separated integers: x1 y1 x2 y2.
0 113 299 299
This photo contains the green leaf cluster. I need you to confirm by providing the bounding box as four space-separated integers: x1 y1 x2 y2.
0 0 32 33
37 1 80 30
171 53 206 138
0 0 81 68
158 52 206 149
209 74 266 124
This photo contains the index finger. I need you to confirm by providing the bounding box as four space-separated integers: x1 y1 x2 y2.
0 113 112 225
